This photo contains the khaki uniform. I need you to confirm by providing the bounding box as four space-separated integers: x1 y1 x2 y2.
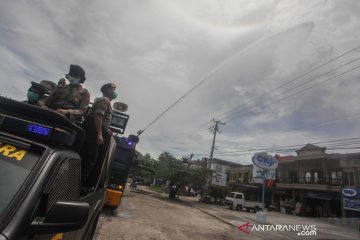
80 97 113 187
90 97 112 130
45 85 90 121
24 99 46 107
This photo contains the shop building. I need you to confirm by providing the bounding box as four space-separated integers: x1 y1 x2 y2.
272 144 360 219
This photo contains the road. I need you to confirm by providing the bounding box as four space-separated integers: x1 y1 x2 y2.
188 200 360 240
95 186 359 240
95 187 236 240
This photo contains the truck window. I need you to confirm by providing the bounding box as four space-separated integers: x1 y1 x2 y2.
235 194 243 199
0 140 42 217
227 193 235 198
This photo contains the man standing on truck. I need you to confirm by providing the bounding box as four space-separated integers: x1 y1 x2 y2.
25 81 48 107
45 64 90 122
81 83 117 188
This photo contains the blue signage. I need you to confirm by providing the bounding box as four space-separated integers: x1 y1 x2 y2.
342 188 357 197
27 123 52 136
342 188 360 212
252 152 278 170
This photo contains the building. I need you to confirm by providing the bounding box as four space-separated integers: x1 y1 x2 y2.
272 144 360 221
228 164 253 185
227 164 264 202
202 158 242 187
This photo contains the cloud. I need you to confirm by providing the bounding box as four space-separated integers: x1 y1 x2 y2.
1 0 360 163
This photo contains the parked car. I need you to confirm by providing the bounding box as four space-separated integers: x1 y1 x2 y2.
224 192 262 212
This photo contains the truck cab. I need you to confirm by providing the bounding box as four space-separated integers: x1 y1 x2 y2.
0 96 119 240
224 192 262 212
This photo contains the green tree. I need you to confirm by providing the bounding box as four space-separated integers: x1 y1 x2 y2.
131 151 158 181
208 185 230 204
155 152 208 199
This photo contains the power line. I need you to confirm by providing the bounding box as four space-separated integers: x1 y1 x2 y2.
148 108 360 142
224 59 360 122
217 109 360 141
215 137 360 154
136 27 291 136
230 57 360 119
137 25 347 137
215 145 360 156
283 111 360 133
218 137 360 150
213 138 360 157
225 64 360 123
165 46 360 139
145 62 360 159
211 46 360 121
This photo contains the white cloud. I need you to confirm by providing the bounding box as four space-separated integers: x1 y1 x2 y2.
1 0 360 161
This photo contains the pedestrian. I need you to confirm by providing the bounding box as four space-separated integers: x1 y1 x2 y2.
81 83 117 188
45 64 90 122
25 81 48 107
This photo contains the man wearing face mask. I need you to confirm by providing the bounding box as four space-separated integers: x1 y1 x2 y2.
81 83 118 188
25 82 48 107
45 64 90 122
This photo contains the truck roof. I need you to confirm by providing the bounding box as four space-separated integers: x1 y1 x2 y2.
0 96 85 151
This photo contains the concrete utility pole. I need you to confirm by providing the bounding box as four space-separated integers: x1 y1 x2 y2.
201 119 225 201
208 119 225 176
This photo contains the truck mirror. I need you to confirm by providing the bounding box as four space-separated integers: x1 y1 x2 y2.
30 201 89 234
113 102 128 112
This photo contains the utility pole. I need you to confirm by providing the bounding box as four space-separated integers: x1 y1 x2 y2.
209 119 225 177
187 153 194 167
201 119 225 201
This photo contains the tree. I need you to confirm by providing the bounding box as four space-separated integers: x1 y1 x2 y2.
131 151 158 183
208 185 230 204
155 152 208 199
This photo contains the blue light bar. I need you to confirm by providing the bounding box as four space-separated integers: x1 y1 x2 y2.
27 123 52 136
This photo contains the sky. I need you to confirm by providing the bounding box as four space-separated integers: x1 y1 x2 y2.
1 0 360 164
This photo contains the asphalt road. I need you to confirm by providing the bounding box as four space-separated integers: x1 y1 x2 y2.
95 186 359 240
188 201 360 240
95 187 237 240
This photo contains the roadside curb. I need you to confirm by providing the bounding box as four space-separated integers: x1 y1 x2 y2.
191 205 238 228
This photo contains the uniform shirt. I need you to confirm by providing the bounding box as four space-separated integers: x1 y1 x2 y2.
45 84 90 121
24 99 45 107
91 97 112 130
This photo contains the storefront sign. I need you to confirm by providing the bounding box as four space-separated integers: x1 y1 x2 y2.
342 188 357 197
342 188 360 212
252 165 276 187
252 152 278 170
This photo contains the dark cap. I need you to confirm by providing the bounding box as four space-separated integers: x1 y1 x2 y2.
29 81 48 96
101 83 116 93
67 64 86 83
40 80 57 92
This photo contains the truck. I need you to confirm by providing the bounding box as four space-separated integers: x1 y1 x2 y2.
224 192 262 212
104 134 138 210
0 95 136 240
